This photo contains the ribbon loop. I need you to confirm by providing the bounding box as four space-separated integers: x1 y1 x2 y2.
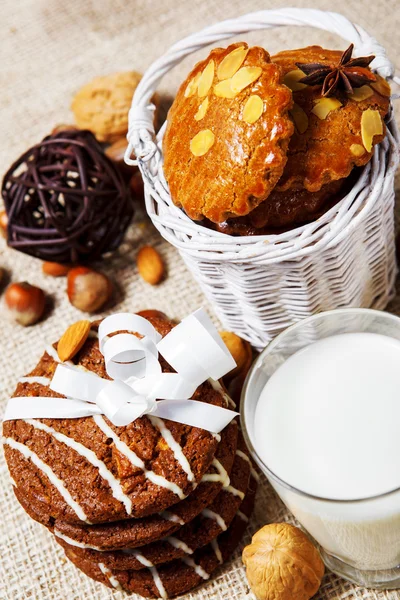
5 309 239 434
157 309 237 384
96 380 156 427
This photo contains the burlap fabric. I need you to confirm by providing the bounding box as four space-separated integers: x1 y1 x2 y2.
1 1 399 598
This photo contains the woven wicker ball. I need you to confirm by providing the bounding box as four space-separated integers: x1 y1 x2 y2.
2 129 133 263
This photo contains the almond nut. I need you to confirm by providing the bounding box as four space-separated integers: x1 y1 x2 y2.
184 72 202 98
361 108 383 152
190 129 215 156
350 143 366 157
230 66 262 94
42 261 71 277
217 46 249 81
311 97 342 120
213 79 237 99
349 85 374 102
0 210 8 238
137 246 165 285
371 78 391 97
283 69 307 92
194 97 209 121
290 103 309 134
57 320 91 362
243 95 264 124
197 60 215 97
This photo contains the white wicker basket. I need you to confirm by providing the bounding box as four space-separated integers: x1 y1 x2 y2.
127 8 400 349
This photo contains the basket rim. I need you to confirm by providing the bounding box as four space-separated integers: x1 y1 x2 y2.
141 115 399 264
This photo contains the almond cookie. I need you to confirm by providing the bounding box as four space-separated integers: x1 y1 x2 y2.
272 46 390 192
71 72 158 143
63 482 256 597
3 314 238 524
163 43 294 223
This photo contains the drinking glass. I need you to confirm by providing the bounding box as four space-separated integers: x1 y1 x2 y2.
241 308 400 589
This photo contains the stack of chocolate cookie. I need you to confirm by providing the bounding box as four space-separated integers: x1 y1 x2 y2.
3 313 257 598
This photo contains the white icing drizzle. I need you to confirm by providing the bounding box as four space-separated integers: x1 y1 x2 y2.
211 538 223 564
208 378 223 392
207 378 236 409
236 449 251 464
250 467 260 483
54 529 104 551
160 511 185 525
25 418 132 515
93 414 185 500
98 563 123 591
237 510 249 523
201 459 230 487
128 554 168 600
211 432 221 442
165 536 193 555
225 485 245 500
148 415 194 482
201 508 227 531
182 556 210 580
18 376 51 386
127 550 154 567
3 437 88 522
103 549 168 598
150 566 168 599
45 344 66 363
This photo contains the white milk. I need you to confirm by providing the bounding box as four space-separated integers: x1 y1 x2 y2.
254 332 400 570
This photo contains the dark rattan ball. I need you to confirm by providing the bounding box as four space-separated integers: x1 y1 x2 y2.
2 129 134 263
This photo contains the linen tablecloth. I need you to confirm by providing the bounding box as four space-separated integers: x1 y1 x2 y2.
1 1 399 598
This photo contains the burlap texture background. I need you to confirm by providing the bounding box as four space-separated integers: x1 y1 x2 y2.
1 1 400 598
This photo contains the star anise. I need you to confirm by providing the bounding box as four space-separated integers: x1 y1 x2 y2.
296 44 376 97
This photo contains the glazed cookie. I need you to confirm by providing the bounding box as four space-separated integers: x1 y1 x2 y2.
63 484 256 598
272 45 390 192
54 440 252 570
212 174 357 234
163 42 294 223
13 419 238 550
3 314 238 524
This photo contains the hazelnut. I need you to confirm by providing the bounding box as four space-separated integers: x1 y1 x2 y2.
5 282 46 326
67 266 112 313
242 523 324 600
0 210 8 238
42 261 71 277
219 331 252 378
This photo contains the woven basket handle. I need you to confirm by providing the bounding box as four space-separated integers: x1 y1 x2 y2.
126 7 395 166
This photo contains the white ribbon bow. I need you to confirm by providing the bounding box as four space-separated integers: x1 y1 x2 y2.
4 310 238 434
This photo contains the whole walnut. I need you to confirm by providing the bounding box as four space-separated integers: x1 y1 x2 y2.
71 72 158 143
242 523 324 600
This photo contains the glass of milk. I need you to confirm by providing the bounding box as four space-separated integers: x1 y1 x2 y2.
241 308 400 589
